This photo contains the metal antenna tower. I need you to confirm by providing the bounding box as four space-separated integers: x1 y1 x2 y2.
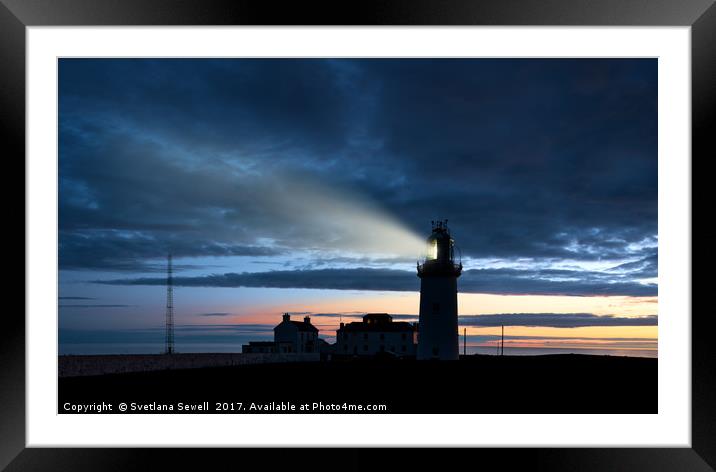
501 324 504 356
463 328 467 356
164 253 175 354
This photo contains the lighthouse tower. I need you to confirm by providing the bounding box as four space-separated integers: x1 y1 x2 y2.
417 220 462 360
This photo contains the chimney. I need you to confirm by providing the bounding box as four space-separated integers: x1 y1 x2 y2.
339 322 345 329
304 316 311 324
282 313 290 322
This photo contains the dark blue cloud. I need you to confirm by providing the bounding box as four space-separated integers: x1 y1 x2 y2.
457 313 657 328
94 266 656 297
60 58 657 296
305 312 656 328
59 304 133 308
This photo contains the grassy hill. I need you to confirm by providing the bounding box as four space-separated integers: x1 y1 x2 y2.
58 354 656 414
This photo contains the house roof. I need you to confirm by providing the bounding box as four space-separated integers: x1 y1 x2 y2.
275 320 319 332
339 321 416 333
363 313 393 324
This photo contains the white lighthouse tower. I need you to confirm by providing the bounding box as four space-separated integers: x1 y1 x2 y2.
417 220 462 360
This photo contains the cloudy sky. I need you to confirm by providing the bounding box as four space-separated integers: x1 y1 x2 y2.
58 58 657 355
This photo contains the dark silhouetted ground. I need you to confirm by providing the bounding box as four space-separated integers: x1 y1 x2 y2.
58 354 656 414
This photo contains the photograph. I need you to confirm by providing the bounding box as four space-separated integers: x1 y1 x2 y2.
5 0 710 465
57 57 658 415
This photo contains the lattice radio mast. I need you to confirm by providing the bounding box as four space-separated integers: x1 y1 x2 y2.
164 253 175 354
501 324 504 356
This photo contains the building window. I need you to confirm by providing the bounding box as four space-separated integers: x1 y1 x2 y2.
432 302 440 315
432 346 439 356
364 333 368 340
402 345 406 352
379 334 385 340
380 345 385 352
401 333 407 340
364 345 368 351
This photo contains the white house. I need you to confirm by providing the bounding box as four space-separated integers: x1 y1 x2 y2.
273 314 319 353
241 314 320 354
335 313 417 357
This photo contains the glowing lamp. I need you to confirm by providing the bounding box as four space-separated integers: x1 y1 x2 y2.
427 239 438 260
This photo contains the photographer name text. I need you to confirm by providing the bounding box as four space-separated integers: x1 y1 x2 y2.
62 401 387 413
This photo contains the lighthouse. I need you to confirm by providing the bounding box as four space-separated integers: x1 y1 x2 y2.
417 220 462 360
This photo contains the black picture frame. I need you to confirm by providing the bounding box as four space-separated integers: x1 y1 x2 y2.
4 0 712 470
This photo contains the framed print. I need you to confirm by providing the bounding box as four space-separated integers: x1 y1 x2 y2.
5 0 713 470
